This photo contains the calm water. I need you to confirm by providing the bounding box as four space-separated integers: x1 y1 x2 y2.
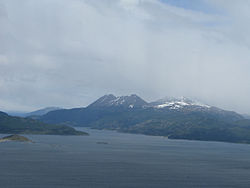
0 128 250 188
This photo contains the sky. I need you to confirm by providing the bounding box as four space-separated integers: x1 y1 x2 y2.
0 0 250 113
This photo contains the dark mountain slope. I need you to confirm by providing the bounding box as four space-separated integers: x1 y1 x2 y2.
0 111 87 135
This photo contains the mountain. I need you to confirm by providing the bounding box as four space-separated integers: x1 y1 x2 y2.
39 94 148 126
7 107 62 117
6 111 28 117
26 107 62 117
38 94 250 144
0 111 87 135
88 94 148 109
150 97 242 122
150 96 210 109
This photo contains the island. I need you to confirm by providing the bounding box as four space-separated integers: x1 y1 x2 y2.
0 135 32 143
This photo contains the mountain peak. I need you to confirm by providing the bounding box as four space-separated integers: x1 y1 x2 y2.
88 94 148 108
151 96 210 109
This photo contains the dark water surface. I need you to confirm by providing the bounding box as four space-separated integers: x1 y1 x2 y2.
1 128 250 188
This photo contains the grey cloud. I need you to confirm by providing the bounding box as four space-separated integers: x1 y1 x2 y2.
0 0 250 113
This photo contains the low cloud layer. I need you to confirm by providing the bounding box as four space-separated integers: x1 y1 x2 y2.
0 0 250 113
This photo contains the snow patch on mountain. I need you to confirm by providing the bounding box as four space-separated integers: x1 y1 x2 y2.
88 94 148 108
154 97 210 109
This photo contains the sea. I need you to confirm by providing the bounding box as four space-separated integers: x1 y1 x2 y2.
0 127 250 188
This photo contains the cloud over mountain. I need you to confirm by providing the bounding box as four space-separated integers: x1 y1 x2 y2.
0 0 250 113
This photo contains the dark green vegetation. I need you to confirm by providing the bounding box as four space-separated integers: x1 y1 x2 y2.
37 94 250 144
0 134 32 142
0 111 88 135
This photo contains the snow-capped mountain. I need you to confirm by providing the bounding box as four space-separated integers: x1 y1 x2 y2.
87 94 148 108
149 96 242 122
39 93 245 144
150 97 210 110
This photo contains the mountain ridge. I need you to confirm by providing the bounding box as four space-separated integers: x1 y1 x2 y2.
150 96 211 109
34 93 250 144
7 107 62 117
26 107 62 117
88 94 148 109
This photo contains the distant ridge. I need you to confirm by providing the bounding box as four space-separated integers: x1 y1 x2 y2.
7 107 63 117
26 107 62 117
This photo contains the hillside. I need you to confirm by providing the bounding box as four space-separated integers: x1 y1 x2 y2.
0 111 87 135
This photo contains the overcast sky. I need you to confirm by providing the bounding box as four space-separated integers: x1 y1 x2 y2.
0 0 250 113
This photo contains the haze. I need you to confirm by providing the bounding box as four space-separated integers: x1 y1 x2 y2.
0 0 250 113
